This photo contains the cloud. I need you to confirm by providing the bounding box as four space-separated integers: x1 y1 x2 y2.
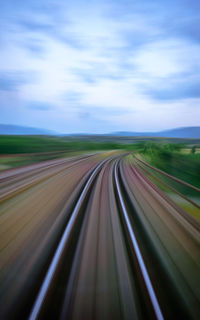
19 20 54 33
0 76 18 91
28 102 53 111
25 43 45 55
1 0 200 132
78 111 91 120
0 71 36 91
147 82 200 101
165 17 200 44
142 71 200 101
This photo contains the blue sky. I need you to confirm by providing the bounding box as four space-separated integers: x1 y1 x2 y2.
0 0 200 133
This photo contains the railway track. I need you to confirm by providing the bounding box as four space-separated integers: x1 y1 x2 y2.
114 161 163 320
28 157 164 320
0 154 95 202
119 158 200 319
0 153 199 319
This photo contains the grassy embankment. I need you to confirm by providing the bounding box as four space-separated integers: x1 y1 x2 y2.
132 142 200 188
132 141 200 220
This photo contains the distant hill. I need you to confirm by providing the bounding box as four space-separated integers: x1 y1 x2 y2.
111 127 200 138
0 124 56 135
1 124 200 138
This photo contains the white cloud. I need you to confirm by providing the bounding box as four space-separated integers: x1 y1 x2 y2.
1 0 200 132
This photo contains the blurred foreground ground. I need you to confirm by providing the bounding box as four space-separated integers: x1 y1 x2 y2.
0 136 199 319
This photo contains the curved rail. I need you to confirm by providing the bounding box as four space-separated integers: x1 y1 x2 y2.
1 153 199 319
29 158 108 320
114 161 164 320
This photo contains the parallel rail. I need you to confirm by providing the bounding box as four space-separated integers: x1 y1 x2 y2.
2 154 196 319
29 158 108 320
114 161 164 320
29 157 165 320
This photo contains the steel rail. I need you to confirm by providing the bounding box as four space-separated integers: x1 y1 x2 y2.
114 161 164 320
28 158 108 320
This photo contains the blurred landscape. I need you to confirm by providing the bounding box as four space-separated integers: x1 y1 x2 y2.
1 126 200 218
1 0 200 319
1 126 200 190
1 128 200 319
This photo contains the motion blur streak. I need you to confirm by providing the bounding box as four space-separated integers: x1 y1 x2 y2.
60 158 137 320
0 152 200 319
29 157 109 320
114 162 164 320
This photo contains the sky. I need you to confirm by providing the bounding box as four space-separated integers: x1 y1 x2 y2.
0 0 200 133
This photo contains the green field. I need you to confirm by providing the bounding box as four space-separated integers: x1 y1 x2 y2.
0 135 123 169
0 136 200 191
132 141 200 190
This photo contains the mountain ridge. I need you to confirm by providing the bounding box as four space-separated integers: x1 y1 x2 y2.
0 124 200 138
110 127 200 138
0 124 56 135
